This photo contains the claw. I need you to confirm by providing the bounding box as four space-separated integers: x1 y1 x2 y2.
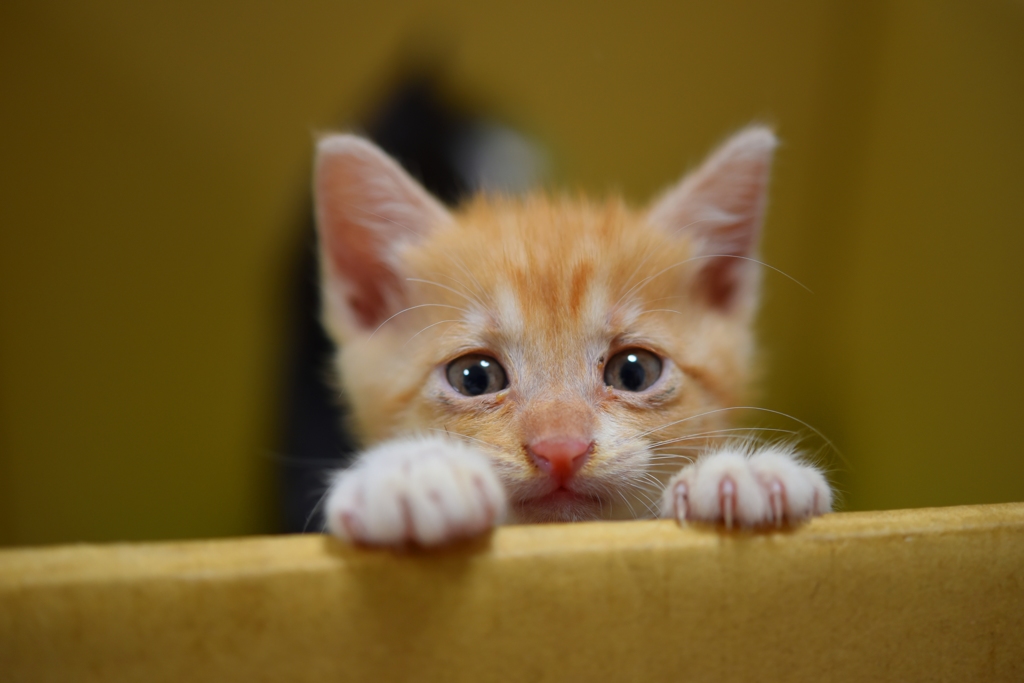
673 481 689 525
339 511 361 541
473 474 496 527
398 494 415 544
720 477 736 530
769 479 784 528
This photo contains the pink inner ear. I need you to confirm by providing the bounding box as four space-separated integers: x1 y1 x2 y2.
698 257 742 310
324 222 400 330
648 127 777 311
314 136 451 332
317 156 403 330
691 164 768 309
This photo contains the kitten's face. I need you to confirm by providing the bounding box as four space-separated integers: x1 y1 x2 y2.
316 129 775 522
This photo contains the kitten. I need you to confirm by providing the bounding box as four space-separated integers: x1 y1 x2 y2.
313 127 831 546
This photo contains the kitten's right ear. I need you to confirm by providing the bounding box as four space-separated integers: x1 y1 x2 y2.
314 135 452 339
647 126 777 312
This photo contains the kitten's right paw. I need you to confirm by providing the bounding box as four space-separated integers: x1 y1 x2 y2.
324 435 507 547
661 445 831 529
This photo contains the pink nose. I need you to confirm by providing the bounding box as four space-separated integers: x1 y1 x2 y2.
527 438 593 484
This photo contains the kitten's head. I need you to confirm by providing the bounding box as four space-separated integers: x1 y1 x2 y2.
314 128 776 522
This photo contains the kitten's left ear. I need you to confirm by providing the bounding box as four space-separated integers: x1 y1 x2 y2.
647 126 777 311
314 135 453 340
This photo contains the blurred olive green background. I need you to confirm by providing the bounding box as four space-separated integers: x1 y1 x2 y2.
2 1 1022 546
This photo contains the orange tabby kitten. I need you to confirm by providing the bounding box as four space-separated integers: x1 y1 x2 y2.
314 127 831 546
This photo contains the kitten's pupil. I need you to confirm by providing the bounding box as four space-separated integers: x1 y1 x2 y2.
462 364 489 396
620 354 646 391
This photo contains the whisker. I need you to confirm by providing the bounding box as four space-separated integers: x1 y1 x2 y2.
626 407 774 442
620 415 770 445
631 485 666 511
402 319 463 348
652 459 702 466
616 218 717 303
696 254 812 294
622 480 661 518
620 406 845 467
636 308 685 317
427 427 500 452
613 487 640 519
614 252 810 312
613 257 692 310
636 472 666 491
442 250 490 305
644 455 698 464
440 272 493 309
634 496 660 519
369 303 467 339
406 278 485 308
646 427 798 448
302 480 334 533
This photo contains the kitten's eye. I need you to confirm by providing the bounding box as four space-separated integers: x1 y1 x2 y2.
446 354 508 396
604 349 662 392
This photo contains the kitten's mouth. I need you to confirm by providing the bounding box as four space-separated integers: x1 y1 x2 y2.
538 487 589 504
513 486 604 522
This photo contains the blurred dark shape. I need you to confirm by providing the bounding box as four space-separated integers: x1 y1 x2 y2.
364 77 471 205
278 73 546 533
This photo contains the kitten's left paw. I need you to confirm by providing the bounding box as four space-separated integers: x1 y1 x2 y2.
324 435 506 547
660 446 831 528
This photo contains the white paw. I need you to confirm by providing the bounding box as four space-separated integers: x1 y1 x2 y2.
660 446 832 528
325 435 507 546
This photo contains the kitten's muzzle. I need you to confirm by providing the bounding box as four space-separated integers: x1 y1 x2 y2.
527 438 593 486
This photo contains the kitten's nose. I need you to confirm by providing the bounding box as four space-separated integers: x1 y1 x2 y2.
527 438 593 484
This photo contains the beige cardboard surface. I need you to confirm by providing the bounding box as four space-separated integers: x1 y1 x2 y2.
1 503 1022 682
